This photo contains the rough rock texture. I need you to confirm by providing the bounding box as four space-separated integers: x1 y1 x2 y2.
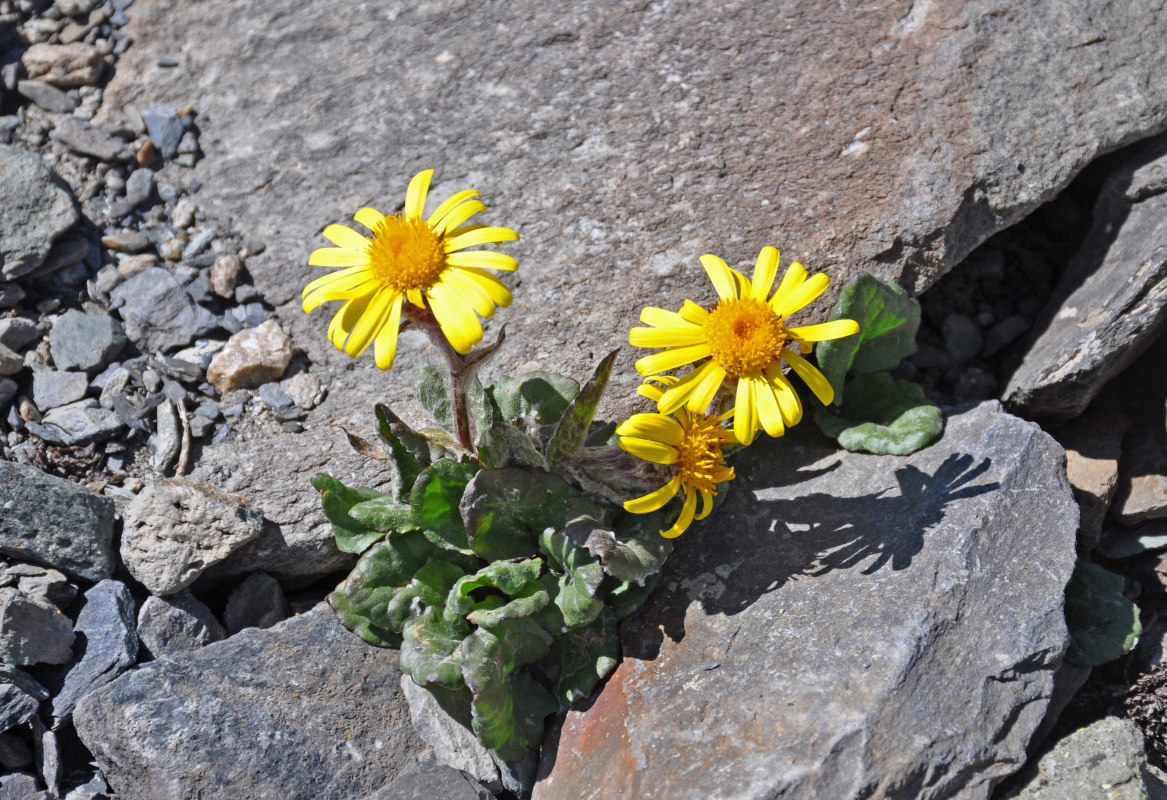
20 43 103 87
365 763 494 800
0 145 79 280
400 675 500 791
0 588 75 667
74 605 430 800
997 716 1151 800
26 400 124 447
136 591 225 659
1053 411 1129 549
1004 136 1167 422
48 309 127 374
222 571 289 634
535 402 1077 800
120 480 266 596
49 580 138 721
96 0 1167 424
0 461 116 583
110 267 217 353
205 320 292 393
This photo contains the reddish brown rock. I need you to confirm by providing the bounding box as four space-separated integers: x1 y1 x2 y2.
21 43 104 87
1054 411 1129 549
206 320 292 394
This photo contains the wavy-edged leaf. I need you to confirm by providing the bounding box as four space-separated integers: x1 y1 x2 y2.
445 559 544 622
538 528 605 629
579 524 673 586
545 349 619 465
349 495 415 533
312 473 386 554
401 605 471 690
815 274 918 403
489 371 581 426
1066 561 1142 666
375 403 425 499
418 365 455 433
460 467 575 561
543 607 619 708
385 560 469 631
476 422 549 470
412 459 479 554
814 373 942 455
343 533 439 630
328 588 401 648
467 581 551 628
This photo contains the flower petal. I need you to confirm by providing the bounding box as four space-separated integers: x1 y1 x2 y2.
443 268 498 318
767 366 803 426
302 266 376 312
624 476 681 514
405 169 433 220
679 300 710 325
444 226 519 253
433 199 486 235
616 413 685 446
660 490 698 538
444 250 518 272
699 254 738 300
695 490 715 521
751 246 779 300
733 377 756 446
618 436 679 465
783 347 834 405
629 325 708 348
657 360 718 414
686 363 728 413
373 294 405 370
771 273 830 318
343 287 397 357
456 267 513 307
328 296 370 349
634 343 713 376
322 224 371 252
354 208 385 233
753 375 785 438
788 319 861 342
427 189 480 229
308 247 370 268
769 260 807 305
428 281 483 353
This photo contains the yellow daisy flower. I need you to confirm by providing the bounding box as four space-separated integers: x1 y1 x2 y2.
302 169 518 369
630 246 859 446
617 378 735 539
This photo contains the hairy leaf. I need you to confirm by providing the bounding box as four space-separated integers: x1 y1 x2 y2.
543 608 619 708
328 588 401 649
343 533 438 630
460 468 575 560
312 473 386 554
400 606 471 690
814 373 942 455
468 581 551 628
545 349 619 465
578 519 674 585
348 495 415 533
418 365 455 433
445 559 545 622
539 529 605 629
412 459 479 554
1066 561 1142 666
489 371 581 426
375 403 427 497
476 422 549 470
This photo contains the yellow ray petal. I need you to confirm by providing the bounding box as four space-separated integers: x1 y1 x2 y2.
783 347 834 405
428 281 483 353
731 268 752 299
753 375 785 438
302 267 376 312
427 189 480 229
770 261 807 305
354 207 385 233
661 490 698 538
308 247 370 268
457 267 513 307
444 226 519 253
751 246 780 300
433 199 486 236
629 325 708 348
618 436 679 465
768 366 803 426
624 476 682 514
637 382 665 402
639 306 696 329
634 343 712 376
657 360 718 414
686 363 728 413
405 169 433 220
322 224 371 251
615 413 685 446
771 273 830 318
373 294 405 370
695 490 715 521
699 254 737 300
788 319 860 342
444 250 518 272
343 287 397 357
679 300 710 325
733 377 756 446
327 296 369 349
443 268 497 318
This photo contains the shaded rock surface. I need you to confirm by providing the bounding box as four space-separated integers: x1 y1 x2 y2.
0 461 115 583
365 763 494 800
136 591 225 659
535 401 1078 800
74 605 430 800
222 571 289 634
97 0 1167 423
0 145 79 280
0 588 74 667
48 310 126 374
26 400 124 447
400 675 500 791
1004 136 1167 422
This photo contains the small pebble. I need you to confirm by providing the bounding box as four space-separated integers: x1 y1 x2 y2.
211 255 243 299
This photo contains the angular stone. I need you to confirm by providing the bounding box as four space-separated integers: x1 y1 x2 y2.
27 399 124 446
365 763 494 800
0 318 37 352
1053 411 1129 549
139 105 183 160
0 681 40 732
50 118 126 162
0 378 15 412
0 732 33 770
0 588 75 667
997 716 1150 800
222 571 289 634
136 591 225 659
399 676 499 791
120 479 266 596
534 402 1078 800
21 43 103 87
1004 137 1167 423
0 145 79 280
16 79 77 113
110 267 217 353
31 371 90 412
0 461 116 582
49 310 127 374
210 254 242 298
74 606 430 800
206 319 292 394
48 580 138 720
0 344 20 377
124 167 155 208
0 772 38 799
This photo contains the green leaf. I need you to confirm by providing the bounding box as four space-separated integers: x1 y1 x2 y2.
348 495 416 533
1065 561 1142 666
375 404 428 495
460 467 576 561
814 373 942 455
418 365 455 433
412 459 479 554
468 581 551 628
445 559 545 621
467 374 497 443
401 606 472 690
543 608 620 708
815 274 920 403
545 349 619 465
344 532 439 630
312 473 386 554
328 588 401 648
577 517 674 585
604 572 663 620
489 372 581 426
476 422 549 470
539 529 605 629
384 560 469 631
461 627 559 761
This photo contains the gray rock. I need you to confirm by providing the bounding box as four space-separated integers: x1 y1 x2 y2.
49 580 138 720
63 774 109 800
0 772 39 800
74 605 430 800
0 681 40 733
997 716 1150 800
16 79 77 112
124 167 155 208
365 763 494 800
0 378 14 411
0 587 75 667
32 233 89 280
535 402 1078 800
1005 136 1167 423
27 399 124 446
400 675 499 791
49 310 127 374
257 382 293 410
33 717 60 797
0 461 116 582
7 564 77 611
31 371 90 412
136 591 225 658
151 400 180 473
222 572 290 634
0 283 24 309
280 372 324 410
49 118 125 162
0 318 37 352
110 268 217 353
0 145 79 280
139 105 183 159
101 230 151 253
0 344 20 377
942 314 984 363
0 732 33 770
120 479 266 596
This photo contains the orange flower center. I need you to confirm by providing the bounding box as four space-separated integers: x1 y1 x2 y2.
702 297 787 377
367 214 447 292
675 413 734 494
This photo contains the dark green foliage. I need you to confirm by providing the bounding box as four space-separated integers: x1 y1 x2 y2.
545 350 619 466
412 460 480 554
460 468 575 561
489 371 580 426
1065 561 1142 666
311 473 386 554
543 608 620 707
814 373 943 456
374 404 425 499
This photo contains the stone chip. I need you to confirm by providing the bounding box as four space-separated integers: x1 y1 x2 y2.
206 319 292 393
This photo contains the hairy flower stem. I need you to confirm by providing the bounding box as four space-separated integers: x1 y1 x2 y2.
405 305 475 454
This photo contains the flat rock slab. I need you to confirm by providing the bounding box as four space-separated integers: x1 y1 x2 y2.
0 461 115 583
74 605 430 800
1004 135 1167 423
535 402 1077 800
97 0 1167 422
0 145 78 280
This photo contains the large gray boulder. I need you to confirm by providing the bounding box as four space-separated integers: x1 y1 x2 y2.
74 605 431 800
0 145 78 279
535 402 1078 800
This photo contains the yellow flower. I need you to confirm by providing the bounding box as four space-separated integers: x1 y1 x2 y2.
630 246 858 446
302 169 518 369
617 378 735 538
